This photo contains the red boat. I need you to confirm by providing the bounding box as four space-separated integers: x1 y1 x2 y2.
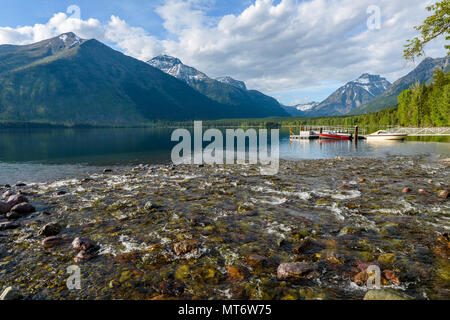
318 132 352 140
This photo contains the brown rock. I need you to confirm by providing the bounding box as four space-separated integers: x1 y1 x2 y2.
357 178 366 183
383 270 400 285
226 265 247 283
72 237 99 251
402 187 411 193
353 270 368 286
437 233 449 246
418 189 429 195
38 222 62 237
277 262 315 280
173 240 198 255
74 249 97 262
41 236 63 248
245 254 267 268
0 201 11 214
438 190 449 199
10 202 35 214
6 194 28 207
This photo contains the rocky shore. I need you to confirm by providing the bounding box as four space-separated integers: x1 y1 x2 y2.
0 156 449 300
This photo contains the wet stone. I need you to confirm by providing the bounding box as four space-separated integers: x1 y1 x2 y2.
72 237 99 252
38 222 62 237
363 289 411 300
173 240 198 255
277 262 315 280
0 221 19 231
402 187 412 193
0 201 11 214
41 236 63 248
10 202 35 215
6 194 28 207
438 190 449 199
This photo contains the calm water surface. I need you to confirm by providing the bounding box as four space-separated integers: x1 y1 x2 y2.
1 127 449 184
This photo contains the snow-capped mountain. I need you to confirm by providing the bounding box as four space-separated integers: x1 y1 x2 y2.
147 55 209 84
295 101 320 111
215 76 247 90
303 74 391 116
282 102 320 116
147 55 289 118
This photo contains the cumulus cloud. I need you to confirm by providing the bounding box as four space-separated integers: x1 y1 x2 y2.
0 0 447 99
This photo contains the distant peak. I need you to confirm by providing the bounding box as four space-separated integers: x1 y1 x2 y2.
149 54 182 65
216 76 247 90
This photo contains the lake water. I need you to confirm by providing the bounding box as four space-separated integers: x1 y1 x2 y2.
1 127 449 185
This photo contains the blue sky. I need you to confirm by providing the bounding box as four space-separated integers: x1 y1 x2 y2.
0 0 446 105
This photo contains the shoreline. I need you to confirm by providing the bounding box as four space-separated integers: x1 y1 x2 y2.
0 156 449 300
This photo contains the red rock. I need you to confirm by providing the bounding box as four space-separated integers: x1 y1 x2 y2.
402 188 411 193
358 178 366 183
383 270 400 285
353 270 368 286
438 190 449 199
277 262 314 280
418 189 429 195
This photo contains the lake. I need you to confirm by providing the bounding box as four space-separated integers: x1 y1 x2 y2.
1 127 449 185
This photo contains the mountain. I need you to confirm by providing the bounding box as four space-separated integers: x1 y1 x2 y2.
352 56 450 115
215 76 247 90
0 34 286 125
301 74 391 116
147 55 288 118
282 102 320 116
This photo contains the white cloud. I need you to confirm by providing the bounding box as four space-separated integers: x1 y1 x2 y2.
0 0 447 101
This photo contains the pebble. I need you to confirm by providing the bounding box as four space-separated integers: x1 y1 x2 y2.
438 190 449 199
41 236 63 248
418 189 429 195
277 262 315 280
402 187 411 193
10 202 35 215
72 237 99 252
38 223 62 237
173 240 198 255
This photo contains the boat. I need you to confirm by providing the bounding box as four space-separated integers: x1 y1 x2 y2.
290 130 319 140
318 131 352 140
366 130 407 141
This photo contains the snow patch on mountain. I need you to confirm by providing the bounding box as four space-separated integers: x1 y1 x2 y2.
215 76 247 90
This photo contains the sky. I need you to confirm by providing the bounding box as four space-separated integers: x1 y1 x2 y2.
0 0 447 105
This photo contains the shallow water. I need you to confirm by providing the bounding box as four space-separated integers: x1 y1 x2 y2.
0 128 449 185
0 156 449 300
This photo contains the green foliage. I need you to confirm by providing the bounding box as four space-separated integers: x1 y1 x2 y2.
396 68 449 126
404 0 450 60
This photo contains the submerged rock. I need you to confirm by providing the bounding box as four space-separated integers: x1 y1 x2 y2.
0 286 22 300
38 222 62 237
0 201 11 214
6 194 28 207
363 289 411 300
41 236 63 248
277 262 315 280
0 221 19 231
173 240 198 255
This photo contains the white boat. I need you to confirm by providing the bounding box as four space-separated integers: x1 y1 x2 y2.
366 130 407 141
